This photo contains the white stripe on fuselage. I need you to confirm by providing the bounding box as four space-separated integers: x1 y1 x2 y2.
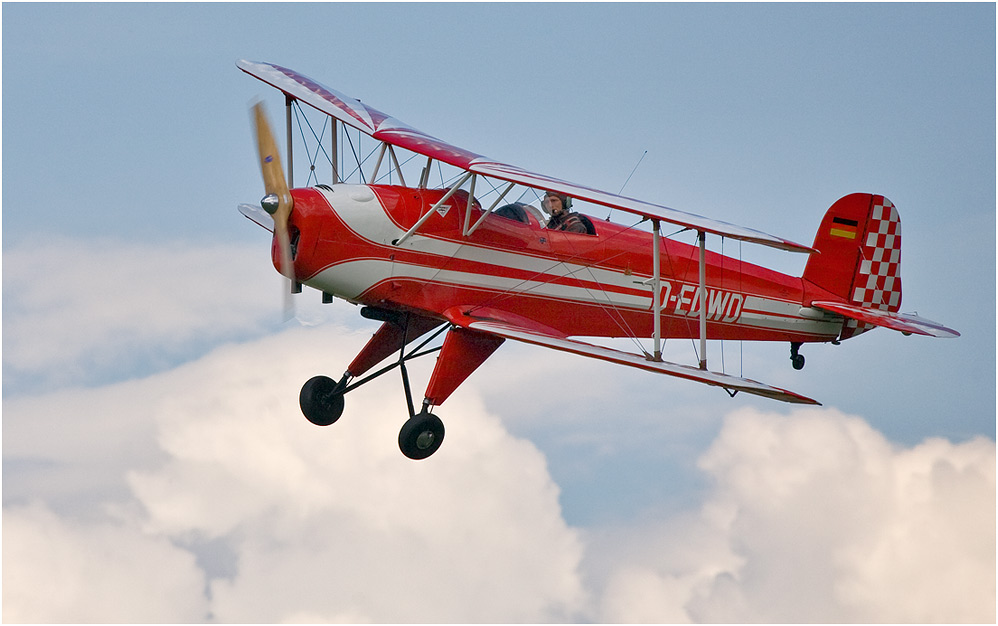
311 258 651 309
317 184 644 294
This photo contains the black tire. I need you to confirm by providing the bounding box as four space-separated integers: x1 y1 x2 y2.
791 354 806 370
398 412 445 460
299 375 345 426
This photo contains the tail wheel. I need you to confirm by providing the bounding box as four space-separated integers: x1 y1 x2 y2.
300 375 345 426
790 342 805 370
399 412 445 460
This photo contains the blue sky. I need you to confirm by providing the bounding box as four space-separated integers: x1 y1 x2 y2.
4 3 994 622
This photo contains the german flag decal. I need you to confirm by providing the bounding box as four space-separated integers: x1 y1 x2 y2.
830 216 858 239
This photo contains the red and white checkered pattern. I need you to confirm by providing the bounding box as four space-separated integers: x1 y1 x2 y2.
852 197 902 313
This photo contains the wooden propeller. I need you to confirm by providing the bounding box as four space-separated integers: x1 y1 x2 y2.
252 102 295 318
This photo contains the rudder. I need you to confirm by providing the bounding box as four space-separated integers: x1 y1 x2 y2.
803 193 902 339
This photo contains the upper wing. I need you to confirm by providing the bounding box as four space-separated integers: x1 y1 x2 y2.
237 60 814 254
443 307 820 405
810 301 960 338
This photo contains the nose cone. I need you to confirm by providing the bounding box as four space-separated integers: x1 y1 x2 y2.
270 187 334 282
261 193 280 215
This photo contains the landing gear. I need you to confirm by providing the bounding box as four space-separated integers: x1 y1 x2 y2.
790 342 805 370
298 310 455 459
398 411 445 460
300 370 447 459
299 375 345 426
298 310 500 460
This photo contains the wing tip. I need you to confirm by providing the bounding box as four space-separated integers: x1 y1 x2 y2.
724 382 821 406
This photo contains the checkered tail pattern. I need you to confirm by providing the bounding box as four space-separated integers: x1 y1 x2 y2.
839 196 902 339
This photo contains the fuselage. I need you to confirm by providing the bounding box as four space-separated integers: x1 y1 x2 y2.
281 184 843 343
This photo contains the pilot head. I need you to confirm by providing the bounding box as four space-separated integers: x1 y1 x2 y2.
543 191 572 215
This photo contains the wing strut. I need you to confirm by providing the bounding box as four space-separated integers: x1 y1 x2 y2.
467 182 516 236
648 224 708 370
698 230 707 370
460 174 478 235
371 142 388 182
651 219 663 361
648 226 709 368
395 171 474 246
369 142 407 186
331 117 339 183
285 95 294 187
419 156 432 188
389 145 405 186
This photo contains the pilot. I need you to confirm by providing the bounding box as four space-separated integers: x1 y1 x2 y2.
543 191 588 234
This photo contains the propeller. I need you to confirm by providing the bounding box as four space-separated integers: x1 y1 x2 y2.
252 102 296 319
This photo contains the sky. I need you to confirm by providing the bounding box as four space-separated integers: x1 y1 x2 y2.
3 3 995 623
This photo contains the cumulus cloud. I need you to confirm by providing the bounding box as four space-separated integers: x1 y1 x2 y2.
7 330 993 623
2 237 289 392
4 325 586 622
4 238 993 623
2 502 208 623
591 407 996 623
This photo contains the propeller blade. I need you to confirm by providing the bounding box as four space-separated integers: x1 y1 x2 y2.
253 102 292 220
251 101 296 319
275 221 295 320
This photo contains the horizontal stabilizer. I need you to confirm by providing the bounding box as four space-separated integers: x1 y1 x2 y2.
811 301 959 338
444 309 819 405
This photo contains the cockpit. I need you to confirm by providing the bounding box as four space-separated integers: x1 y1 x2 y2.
493 201 597 236
494 202 538 225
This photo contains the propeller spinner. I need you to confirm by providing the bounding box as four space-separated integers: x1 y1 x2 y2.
252 102 296 317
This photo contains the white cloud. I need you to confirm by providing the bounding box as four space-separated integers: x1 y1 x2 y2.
2 501 208 623
130 328 585 622
4 325 587 623
2 237 289 391
591 407 996 623
3 238 993 623
5 328 994 622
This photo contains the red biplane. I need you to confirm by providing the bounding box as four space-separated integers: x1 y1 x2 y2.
237 60 958 460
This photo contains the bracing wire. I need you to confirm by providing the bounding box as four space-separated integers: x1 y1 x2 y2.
292 102 332 186
618 150 648 194
606 150 648 221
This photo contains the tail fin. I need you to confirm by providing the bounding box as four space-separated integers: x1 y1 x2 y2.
803 193 902 339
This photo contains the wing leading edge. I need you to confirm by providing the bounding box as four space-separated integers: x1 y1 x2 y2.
237 59 814 254
443 308 820 405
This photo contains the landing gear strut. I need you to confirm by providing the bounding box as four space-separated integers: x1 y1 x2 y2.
790 342 805 370
298 310 451 459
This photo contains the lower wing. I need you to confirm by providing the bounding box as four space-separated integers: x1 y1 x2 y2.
444 307 819 405
238 203 275 232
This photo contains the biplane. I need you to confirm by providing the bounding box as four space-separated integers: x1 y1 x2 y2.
237 60 959 460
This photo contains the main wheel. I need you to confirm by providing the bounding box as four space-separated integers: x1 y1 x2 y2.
300 375 345 426
399 412 445 460
791 354 806 370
